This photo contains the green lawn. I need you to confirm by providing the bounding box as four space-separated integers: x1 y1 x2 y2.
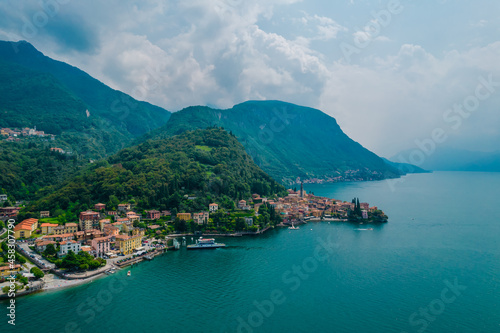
39 217 61 224
231 211 255 217
195 145 213 152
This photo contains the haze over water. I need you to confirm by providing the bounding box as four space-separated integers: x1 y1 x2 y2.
3 172 499 333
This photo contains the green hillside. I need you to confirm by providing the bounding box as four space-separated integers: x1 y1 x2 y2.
24 128 286 218
0 40 171 156
142 100 402 184
0 140 87 201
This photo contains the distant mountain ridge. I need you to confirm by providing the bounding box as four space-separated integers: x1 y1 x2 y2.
392 147 500 172
381 158 430 174
0 40 171 157
142 100 404 184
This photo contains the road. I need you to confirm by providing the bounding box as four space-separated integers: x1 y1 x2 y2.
18 241 56 270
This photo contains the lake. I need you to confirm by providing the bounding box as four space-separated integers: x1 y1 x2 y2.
2 172 499 332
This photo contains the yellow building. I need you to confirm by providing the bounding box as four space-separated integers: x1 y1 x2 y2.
0 264 21 277
41 223 59 234
53 222 78 235
99 219 111 231
115 234 143 255
14 225 33 239
14 218 38 239
177 213 192 221
311 210 322 217
65 223 78 234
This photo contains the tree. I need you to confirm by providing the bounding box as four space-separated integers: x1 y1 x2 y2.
16 274 28 285
88 260 101 270
30 267 44 279
174 217 187 232
59 250 79 270
43 243 57 257
14 253 26 264
235 217 245 231
107 195 119 210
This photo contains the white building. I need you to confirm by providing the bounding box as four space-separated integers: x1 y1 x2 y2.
58 240 81 257
209 203 218 212
0 194 7 202
244 217 254 226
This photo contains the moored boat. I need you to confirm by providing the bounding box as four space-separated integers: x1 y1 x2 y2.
187 237 226 250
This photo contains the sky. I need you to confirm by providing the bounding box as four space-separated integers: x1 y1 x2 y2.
0 0 499 157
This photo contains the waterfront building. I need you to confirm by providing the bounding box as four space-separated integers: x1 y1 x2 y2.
91 236 111 257
80 246 95 256
115 233 142 255
58 240 81 257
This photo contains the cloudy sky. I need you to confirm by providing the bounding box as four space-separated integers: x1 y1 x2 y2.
1 0 499 157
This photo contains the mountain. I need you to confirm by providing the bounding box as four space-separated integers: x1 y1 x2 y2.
24 128 287 218
0 40 171 157
141 100 403 184
381 158 430 174
391 147 500 172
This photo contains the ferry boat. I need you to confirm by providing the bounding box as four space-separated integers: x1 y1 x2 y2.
187 237 226 250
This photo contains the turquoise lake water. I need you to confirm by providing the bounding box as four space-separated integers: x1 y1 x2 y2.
2 171 499 332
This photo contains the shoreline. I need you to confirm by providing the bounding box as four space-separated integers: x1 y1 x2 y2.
42 271 109 292
1 220 371 299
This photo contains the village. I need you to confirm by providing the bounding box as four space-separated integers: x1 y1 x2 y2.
0 126 56 142
0 185 385 297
